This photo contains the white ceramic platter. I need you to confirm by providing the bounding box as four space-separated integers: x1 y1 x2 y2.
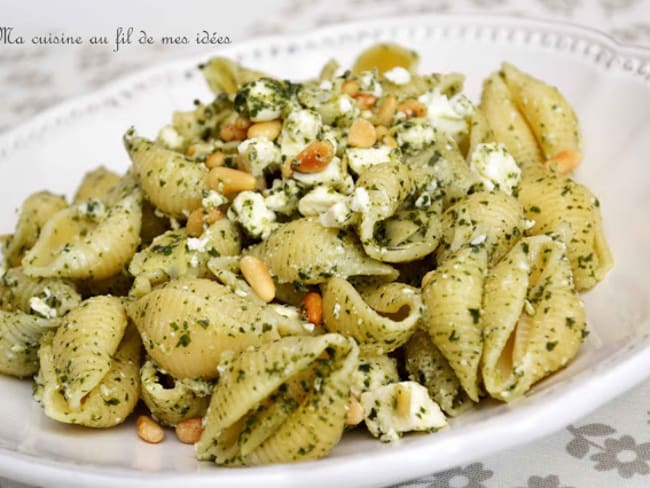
0 14 649 488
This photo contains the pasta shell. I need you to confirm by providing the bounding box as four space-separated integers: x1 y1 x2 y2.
356 161 442 262
352 43 419 75
22 188 142 280
246 218 398 285
125 278 281 379
196 333 358 465
124 131 209 218
480 71 544 165
201 57 267 95
322 277 422 354
481 236 586 401
140 359 213 426
129 218 241 295
0 267 81 316
35 324 141 428
73 166 121 204
0 309 56 377
437 191 525 266
4 191 67 267
404 328 474 417
518 171 613 291
422 246 487 402
51 296 129 410
501 62 581 161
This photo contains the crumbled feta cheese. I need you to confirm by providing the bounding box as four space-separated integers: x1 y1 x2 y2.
394 121 436 153
238 136 281 176
523 218 536 230
414 180 439 208
157 125 185 150
345 146 397 174
349 187 370 213
76 198 106 222
360 382 447 443
30 296 57 319
357 70 383 97
319 200 352 228
227 191 278 239
319 80 333 91
279 109 323 160
468 142 521 195
333 303 341 318
269 304 301 321
201 189 227 209
470 234 487 246
186 235 210 252
418 89 473 140
298 186 347 217
236 78 287 122
383 67 411 85
263 179 301 215
293 156 347 189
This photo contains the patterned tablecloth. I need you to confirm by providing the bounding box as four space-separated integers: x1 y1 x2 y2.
1 1 649 487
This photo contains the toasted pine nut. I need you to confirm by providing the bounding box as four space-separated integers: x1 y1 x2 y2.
341 79 360 97
397 98 426 119
346 396 364 426
175 417 203 444
300 291 323 326
234 116 252 130
375 125 389 139
354 93 378 110
205 151 226 169
382 135 398 149
376 94 398 127
186 208 206 237
220 124 247 142
544 149 581 175
291 140 335 173
348 119 377 148
186 207 222 237
208 167 257 194
240 255 276 303
396 384 412 418
247 120 282 141
136 415 165 444
186 145 196 157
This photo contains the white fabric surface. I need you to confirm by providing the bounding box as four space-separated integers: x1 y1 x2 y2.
1 0 649 486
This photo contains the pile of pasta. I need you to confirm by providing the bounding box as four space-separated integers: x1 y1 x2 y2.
0 43 613 465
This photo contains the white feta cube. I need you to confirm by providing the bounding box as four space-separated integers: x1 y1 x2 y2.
238 136 281 176
227 191 278 239
468 142 521 195
383 67 411 85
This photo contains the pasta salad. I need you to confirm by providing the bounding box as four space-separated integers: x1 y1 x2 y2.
0 43 613 465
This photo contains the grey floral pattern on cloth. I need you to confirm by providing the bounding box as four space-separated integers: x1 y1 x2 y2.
391 463 494 488
566 423 650 478
516 474 575 488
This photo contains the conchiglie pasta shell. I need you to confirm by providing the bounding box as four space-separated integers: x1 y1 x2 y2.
501 62 581 160
73 166 121 204
437 191 524 266
4 191 67 267
480 72 543 165
35 324 141 428
21 188 142 280
125 133 209 218
125 278 281 379
518 172 613 290
352 43 419 75
51 295 128 410
196 333 358 465
129 218 241 295
246 218 398 285
356 162 441 262
0 310 56 377
201 57 267 95
0 267 81 316
481 236 586 401
140 359 212 426
404 328 474 417
322 277 422 354
422 246 487 402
